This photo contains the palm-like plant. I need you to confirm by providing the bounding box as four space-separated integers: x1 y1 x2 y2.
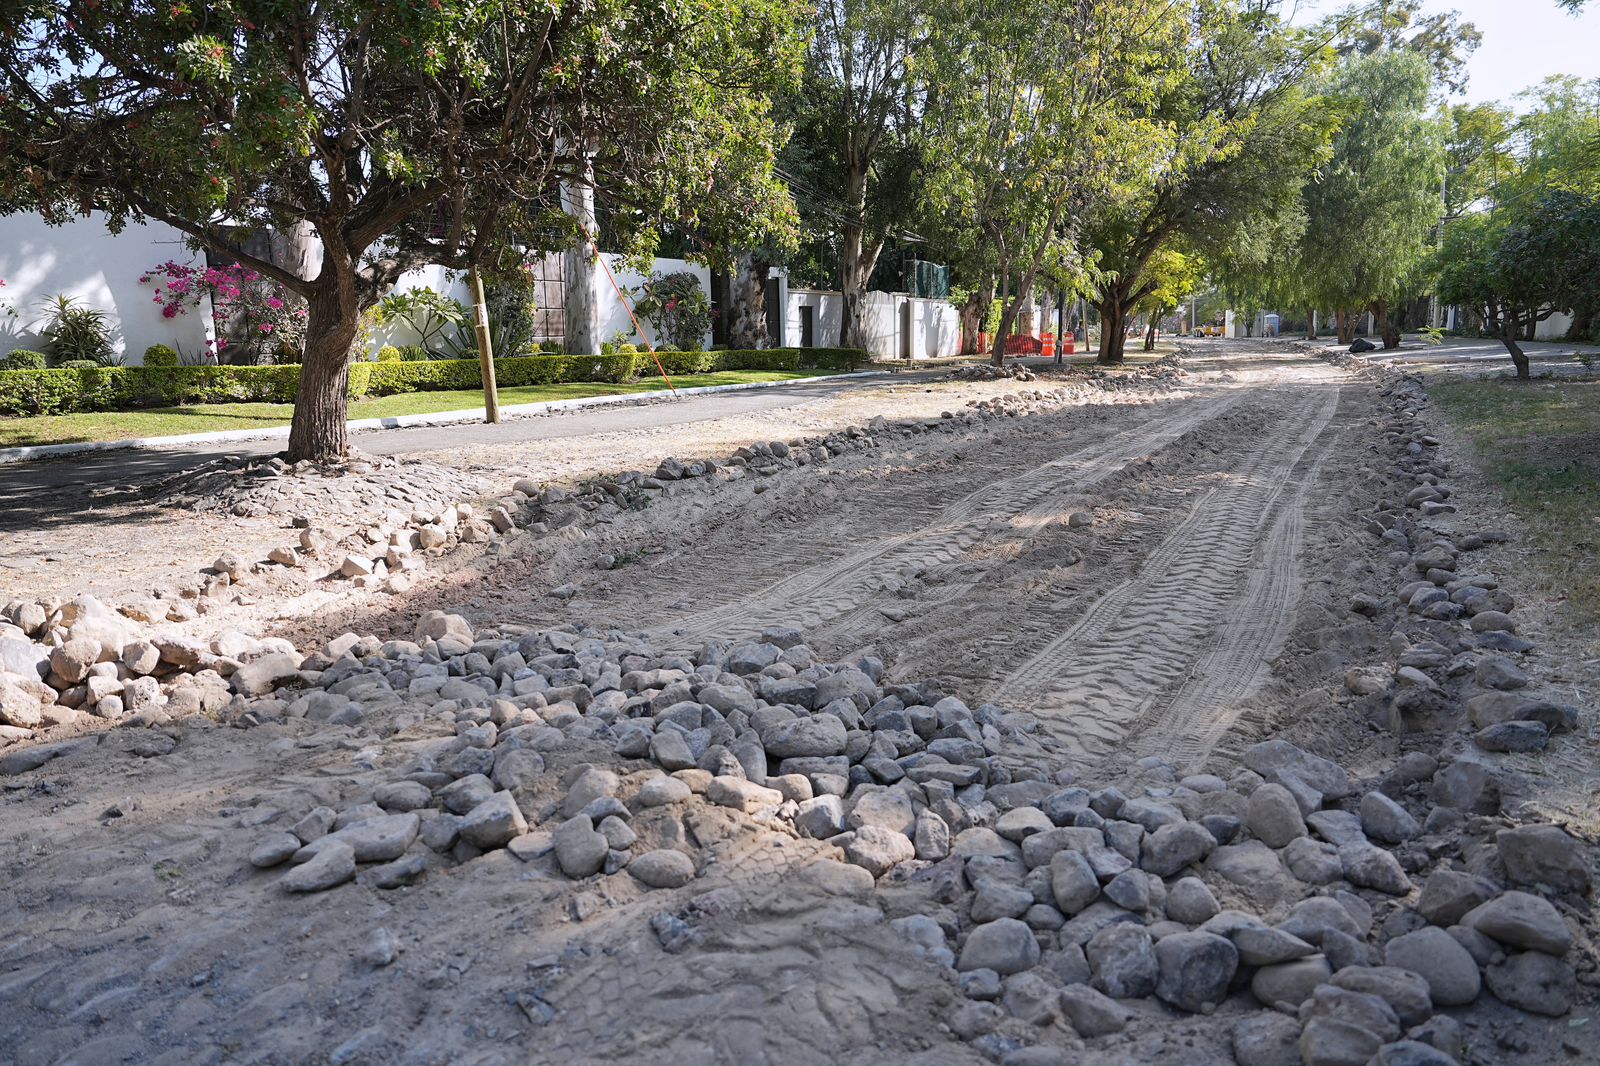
35 294 115 366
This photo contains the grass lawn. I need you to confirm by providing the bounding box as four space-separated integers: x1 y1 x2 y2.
1429 376 1600 626
0 369 842 449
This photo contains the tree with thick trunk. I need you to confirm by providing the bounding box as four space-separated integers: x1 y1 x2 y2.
725 254 772 349
0 0 801 461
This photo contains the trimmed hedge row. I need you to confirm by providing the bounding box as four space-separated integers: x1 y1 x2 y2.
0 348 864 417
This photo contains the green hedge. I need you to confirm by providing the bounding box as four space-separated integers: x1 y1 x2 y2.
3 350 47 370
0 348 864 417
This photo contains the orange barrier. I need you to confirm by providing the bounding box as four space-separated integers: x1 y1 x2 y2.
1064 331 1076 354
1041 332 1056 359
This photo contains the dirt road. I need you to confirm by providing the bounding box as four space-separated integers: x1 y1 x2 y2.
404 346 1376 776
2 344 1591 1066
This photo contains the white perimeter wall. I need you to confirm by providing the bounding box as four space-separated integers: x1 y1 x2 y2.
0 210 962 362
1535 311 1573 341
0 213 212 363
817 290 959 360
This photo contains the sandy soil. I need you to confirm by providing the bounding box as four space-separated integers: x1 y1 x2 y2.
1 343 1593 1066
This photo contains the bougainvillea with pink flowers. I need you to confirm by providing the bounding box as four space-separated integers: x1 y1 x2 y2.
140 260 307 363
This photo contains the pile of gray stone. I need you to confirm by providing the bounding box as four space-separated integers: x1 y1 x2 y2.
1315 354 1581 760
218 608 1591 1066
948 363 1041 382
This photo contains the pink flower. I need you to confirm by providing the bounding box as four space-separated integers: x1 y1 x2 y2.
259 323 273 333
266 297 283 309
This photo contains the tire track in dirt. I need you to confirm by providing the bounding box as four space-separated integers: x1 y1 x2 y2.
1133 416 1340 765
986 381 1342 760
659 392 1241 645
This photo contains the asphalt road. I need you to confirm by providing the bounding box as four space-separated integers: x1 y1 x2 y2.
0 370 934 501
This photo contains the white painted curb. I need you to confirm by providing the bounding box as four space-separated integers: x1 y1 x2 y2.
0 370 885 466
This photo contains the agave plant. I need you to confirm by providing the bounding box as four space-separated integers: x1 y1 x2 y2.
35 294 115 366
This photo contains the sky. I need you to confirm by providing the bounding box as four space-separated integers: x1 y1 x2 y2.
1292 0 1600 106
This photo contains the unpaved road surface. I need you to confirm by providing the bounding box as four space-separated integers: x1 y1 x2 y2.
409 348 1374 776
2 344 1593 1066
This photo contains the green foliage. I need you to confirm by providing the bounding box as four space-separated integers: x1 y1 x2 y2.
375 345 404 363
2 349 46 370
483 272 540 358
35 295 115 367
143 345 180 367
634 273 712 350
1075 3 1339 361
0 349 863 416
0 0 804 458
776 0 929 306
1296 51 1447 317
1324 0 1482 95
57 359 103 369
1436 189 1600 355
376 288 468 356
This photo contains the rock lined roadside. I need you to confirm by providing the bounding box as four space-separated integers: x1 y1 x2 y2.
1306 344 1582 763
149 605 1586 1064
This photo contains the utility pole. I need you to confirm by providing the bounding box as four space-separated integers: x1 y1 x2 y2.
470 268 501 424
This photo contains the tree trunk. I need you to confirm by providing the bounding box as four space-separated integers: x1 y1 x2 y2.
725 253 768 349
1097 294 1128 364
959 284 989 355
1143 318 1157 351
286 277 361 463
990 296 1021 366
1370 299 1400 350
562 161 600 355
1498 332 1530 379
1306 308 1317 341
839 163 881 352
1335 309 1355 345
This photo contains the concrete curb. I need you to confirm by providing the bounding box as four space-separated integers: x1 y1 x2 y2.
0 370 885 466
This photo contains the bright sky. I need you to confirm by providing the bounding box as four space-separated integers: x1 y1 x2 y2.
1292 0 1600 106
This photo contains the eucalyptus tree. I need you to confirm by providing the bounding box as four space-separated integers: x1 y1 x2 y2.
780 0 934 348
1324 0 1481 96
0 0 799 460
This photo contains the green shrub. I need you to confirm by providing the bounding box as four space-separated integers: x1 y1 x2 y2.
376 345 403 363
0 347 863 417
3 349 47 370
143 345 179 367
58 359 101 369
397 344 431 362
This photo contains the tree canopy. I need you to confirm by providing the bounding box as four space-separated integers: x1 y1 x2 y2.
1078 2 1337 363
0 0 800 459
1294 49 1445 347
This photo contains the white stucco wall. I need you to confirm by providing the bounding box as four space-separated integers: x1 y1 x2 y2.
0 212 213 363
853 292 962 360
785 289 845 348
601 256 712 351
1535 311 1573 341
